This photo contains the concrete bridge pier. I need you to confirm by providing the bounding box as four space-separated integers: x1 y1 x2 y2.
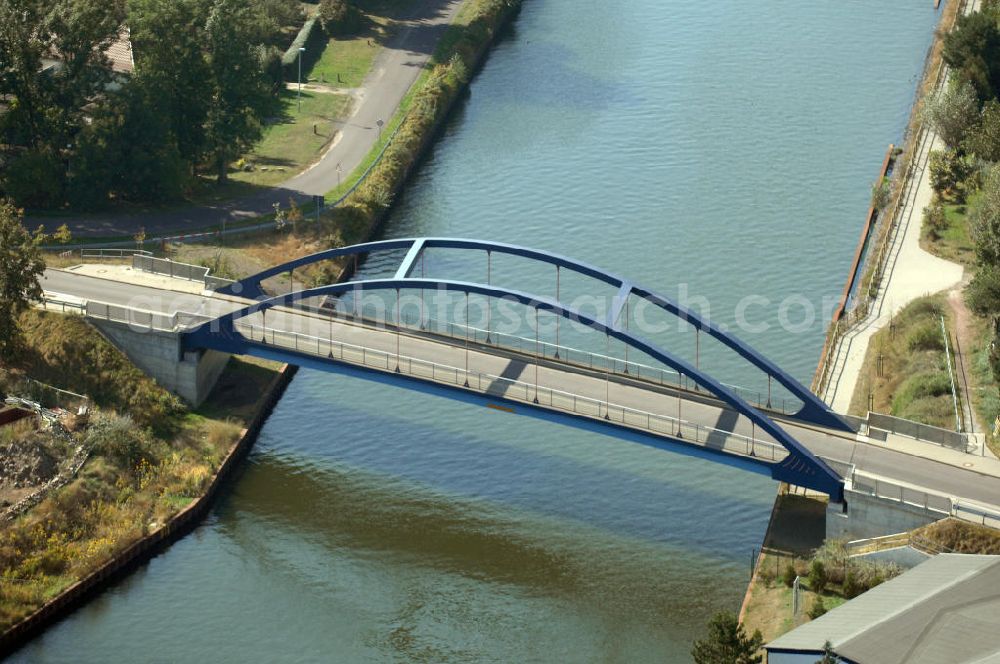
90 319 230 407
825 489 940 541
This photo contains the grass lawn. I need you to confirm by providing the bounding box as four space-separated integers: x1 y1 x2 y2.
921 195 978 267
229 88 352 188
309 26 388 89
849 295 961 428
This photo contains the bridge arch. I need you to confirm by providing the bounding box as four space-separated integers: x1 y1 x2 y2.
190 276 844 499
217 238 851 433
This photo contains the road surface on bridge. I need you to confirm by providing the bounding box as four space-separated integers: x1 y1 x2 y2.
40 268 1000 509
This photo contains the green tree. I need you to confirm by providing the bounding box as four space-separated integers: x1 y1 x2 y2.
0 200 45 356
127 0 212 168
808 596 828 620
966 264 1000 315
929 149 972 200
691 611 763 664
782 563 797 588
924 201 948 240
965 100 1000 162
943 8 1000 103
816 641 839 664
0 0 52 149
808 560 828 594
70 83 187 208
203 0 272 182
53 223 72 244
318 0 359 35
871 176 891 211
971 164 1000 265
924 80 980 150
0 0 126 206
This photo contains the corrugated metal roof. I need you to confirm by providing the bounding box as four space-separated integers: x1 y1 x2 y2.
765 554 1000 664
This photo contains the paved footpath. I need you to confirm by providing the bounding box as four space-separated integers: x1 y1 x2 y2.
33 0 465 238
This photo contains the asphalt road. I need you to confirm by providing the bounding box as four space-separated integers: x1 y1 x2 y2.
41 269 1000 508
29 0 465 238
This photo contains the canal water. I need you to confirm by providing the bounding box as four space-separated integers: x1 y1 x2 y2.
15 1 939 661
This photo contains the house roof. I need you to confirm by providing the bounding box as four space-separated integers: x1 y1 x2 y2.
765 554 1000 664
104 27 133 74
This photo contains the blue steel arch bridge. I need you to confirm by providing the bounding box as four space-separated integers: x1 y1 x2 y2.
175 238 852 501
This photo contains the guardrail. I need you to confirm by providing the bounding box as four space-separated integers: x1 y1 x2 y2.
846 531 912 555
83 300 211 332
80 248 152 260
849 470 953 514
132 255 210 282
37 296 86 316
235 320 789 464
868 412 970 453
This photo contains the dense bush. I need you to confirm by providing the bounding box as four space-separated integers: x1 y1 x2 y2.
782 563 797 588
923 201 948 240
807 596 828 620
807 560 828 594
318 0 361 35
85 412 153 473
929 149 972 200
906 322 945 352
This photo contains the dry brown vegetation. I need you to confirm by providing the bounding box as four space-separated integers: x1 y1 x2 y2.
915 517 1000 553
0 311 282 631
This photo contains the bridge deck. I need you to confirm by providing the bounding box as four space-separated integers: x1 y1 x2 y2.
40 268 1000 512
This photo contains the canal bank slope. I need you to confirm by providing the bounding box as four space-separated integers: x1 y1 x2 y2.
741 0 974 646
819 0 975 413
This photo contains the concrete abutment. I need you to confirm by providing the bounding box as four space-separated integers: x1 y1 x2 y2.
89 319 229 407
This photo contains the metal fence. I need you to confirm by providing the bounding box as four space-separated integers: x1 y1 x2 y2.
80 248 152 260
868 412 970 453
849 470 954 515
235 320 789 464
84 300 210 332
132 255 210 282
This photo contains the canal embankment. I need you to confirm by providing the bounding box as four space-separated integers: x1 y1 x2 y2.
743 0 975 644
816 0 971 414
0 308 297 656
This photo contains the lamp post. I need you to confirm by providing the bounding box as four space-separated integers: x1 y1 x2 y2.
297 46 306 112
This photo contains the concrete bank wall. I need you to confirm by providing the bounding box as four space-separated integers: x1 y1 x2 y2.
826 490 940 541
89 319 229 407
0 363 299 656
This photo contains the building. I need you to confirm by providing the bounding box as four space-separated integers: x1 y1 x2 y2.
765 554 1000 664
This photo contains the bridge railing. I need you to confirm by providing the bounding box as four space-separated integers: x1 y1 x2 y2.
81 300 211 332
847 469 1000 529
132 255 211 283
365 309 803 417
235 321 789 464
79 248 152 260
867 412 970 453
37 295 86 316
